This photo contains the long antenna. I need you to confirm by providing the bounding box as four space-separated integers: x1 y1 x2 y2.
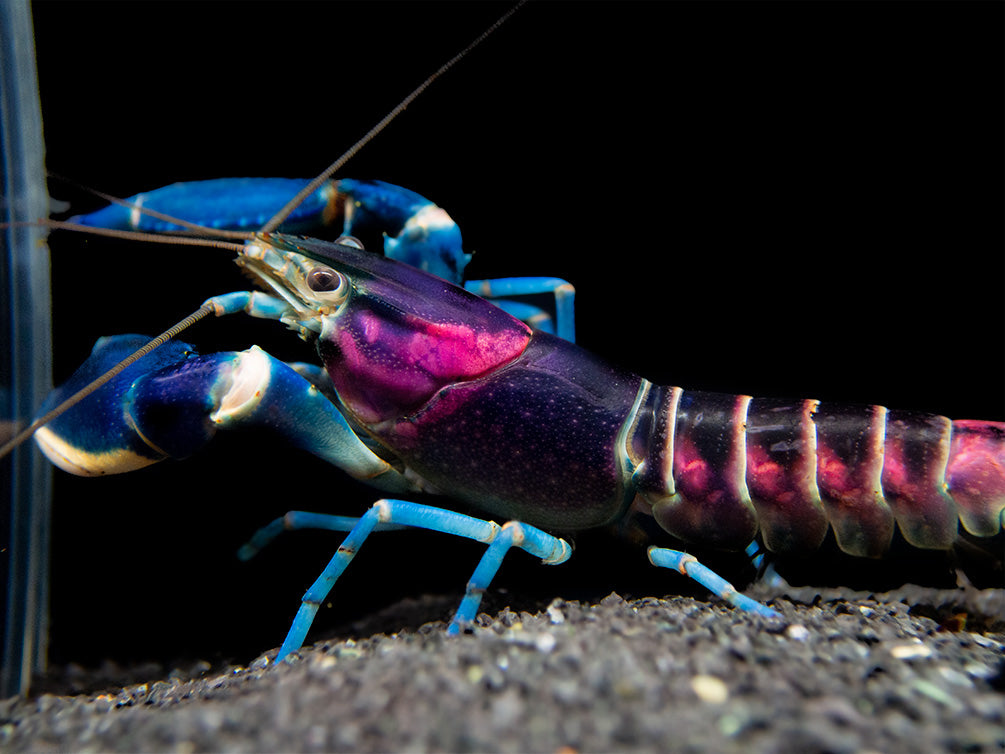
48 172 256 241
261 1 526 233
1 2 526 462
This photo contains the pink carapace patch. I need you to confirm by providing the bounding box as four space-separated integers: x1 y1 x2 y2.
328 310 531 424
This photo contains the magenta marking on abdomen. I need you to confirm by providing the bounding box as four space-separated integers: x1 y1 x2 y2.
881 411 957 549
650 391 757 549
946 419 1005 537
745 397 827 553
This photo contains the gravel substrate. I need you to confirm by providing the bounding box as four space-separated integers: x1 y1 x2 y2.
3 587 1003 753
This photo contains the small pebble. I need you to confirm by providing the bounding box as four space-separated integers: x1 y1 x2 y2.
547 602 566 625
535 633 557 653
786 624 810 641
890 642 933 660
691 675 729 704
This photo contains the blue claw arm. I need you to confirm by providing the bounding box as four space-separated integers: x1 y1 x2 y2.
34 334 418 495
68 176 474 285
70 177 337 234
71 176 578 340
332 178 473 283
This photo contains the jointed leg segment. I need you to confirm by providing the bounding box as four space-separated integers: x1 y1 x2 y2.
274 499 571 662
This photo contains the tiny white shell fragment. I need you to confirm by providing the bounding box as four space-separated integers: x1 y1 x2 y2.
890 642 933 660
785 624 810 642
691 674 729 704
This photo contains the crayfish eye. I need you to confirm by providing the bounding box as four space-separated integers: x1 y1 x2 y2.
335 235 364 250
307 266 346 295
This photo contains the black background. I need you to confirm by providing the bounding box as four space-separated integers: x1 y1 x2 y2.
29 2 1003 669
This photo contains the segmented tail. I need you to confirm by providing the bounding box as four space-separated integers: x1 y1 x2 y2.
629 383 1005 556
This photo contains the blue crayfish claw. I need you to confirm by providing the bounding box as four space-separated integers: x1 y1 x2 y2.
331 179 471 283
68 177 472 286
34 336 204 475
65 175 573 339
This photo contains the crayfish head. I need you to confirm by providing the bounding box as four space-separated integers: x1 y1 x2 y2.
239 233 532 426
235 235 352 333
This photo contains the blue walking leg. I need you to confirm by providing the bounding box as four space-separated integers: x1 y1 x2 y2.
482 300 557 336
465 277 576 342
447 520 571 635
742 540 791 590
648 546 782 618
276 500 571 662
237 511 407 561
744 540 766 570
